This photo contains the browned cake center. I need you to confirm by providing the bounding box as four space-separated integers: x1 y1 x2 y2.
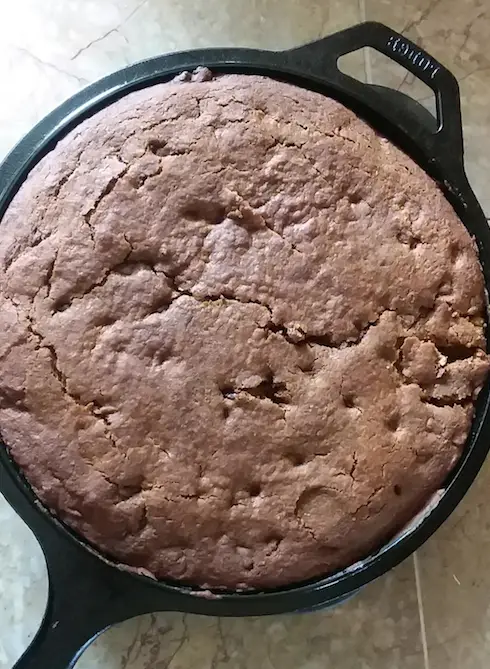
0 73 487 589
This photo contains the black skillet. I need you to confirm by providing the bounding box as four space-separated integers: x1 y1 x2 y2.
1 21 490 669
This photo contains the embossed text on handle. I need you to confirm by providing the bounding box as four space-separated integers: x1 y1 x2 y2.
386 35 440 79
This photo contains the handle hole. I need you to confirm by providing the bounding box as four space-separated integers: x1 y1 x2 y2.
338 47 437 130
335 49 368 83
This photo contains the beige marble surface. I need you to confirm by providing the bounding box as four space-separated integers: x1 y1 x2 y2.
0 1 489 667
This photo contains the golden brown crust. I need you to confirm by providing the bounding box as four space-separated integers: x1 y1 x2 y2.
0 73 487 589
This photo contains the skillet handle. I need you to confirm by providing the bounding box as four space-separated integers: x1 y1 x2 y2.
11 536 167 669
12 550 109 669
282 21 464 168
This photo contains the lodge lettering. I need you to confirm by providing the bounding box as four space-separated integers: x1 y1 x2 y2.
386 35 440 79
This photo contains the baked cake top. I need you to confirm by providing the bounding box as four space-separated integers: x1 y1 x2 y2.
0 71 487 589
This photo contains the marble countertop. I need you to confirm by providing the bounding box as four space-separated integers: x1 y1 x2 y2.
1 1 490 667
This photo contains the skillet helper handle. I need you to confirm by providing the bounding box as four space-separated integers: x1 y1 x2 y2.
284 21 464 167
11 539 183 669
12 541 129 669
9 524 178 669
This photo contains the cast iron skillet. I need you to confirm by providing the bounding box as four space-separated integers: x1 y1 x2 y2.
1 21 490 669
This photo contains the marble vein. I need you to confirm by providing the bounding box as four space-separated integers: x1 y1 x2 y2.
70 0 149 61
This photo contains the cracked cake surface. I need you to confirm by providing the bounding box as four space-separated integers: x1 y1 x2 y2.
0 72 488 589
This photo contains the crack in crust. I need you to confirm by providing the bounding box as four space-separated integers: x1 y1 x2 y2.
23 310 121 458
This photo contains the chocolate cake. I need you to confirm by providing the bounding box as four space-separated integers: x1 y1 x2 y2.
0 71 487 589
